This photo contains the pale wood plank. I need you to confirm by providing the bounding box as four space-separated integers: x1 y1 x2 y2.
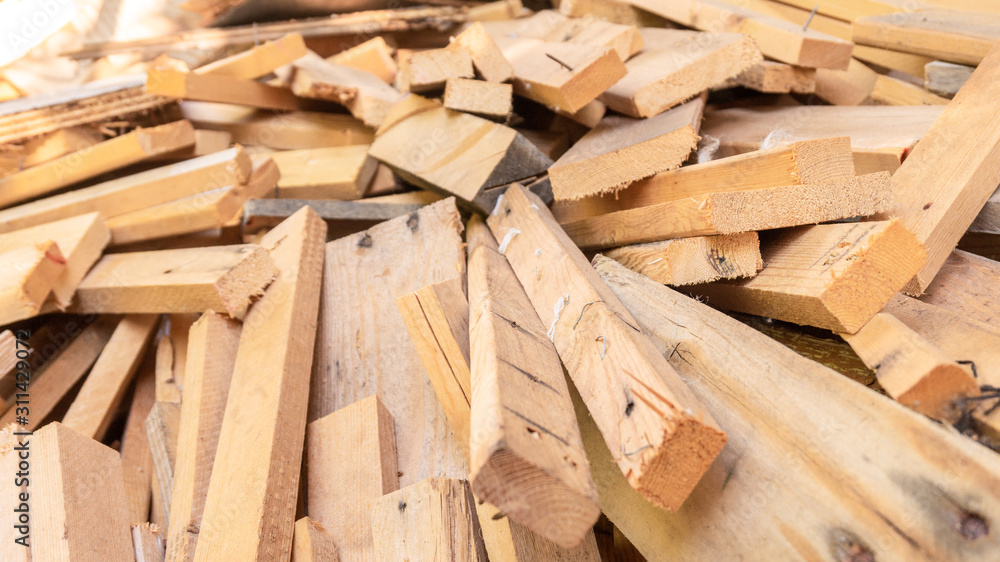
292 54 400 128
397 46 474 93
180 103 373 150
147 67 313 111
728 60 816 94
272 145 377 200
328 36 397 84
146 401 181 533
132 523 165 562
195 33 308 79
854 10 1000 66
291 518 341 562
603 233 762 286
443 78 512 120
919 249 1000 326
452 22 513 83
0 242 66 326
121 355 157 524
871 74 950 106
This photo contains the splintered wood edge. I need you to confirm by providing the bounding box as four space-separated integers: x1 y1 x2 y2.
213 245 280 320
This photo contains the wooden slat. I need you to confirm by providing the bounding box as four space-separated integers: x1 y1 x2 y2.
919 249 1000 326
147 67 313 111
328 36 397 84
853 10 1000 66
291 54 400 127
814 58 880 106
0 242 66 326
242 197 431 235
0 127 103 175
195 33 308 79
504 10 644 60
730 60 816 94
871 74 950 106
603 233 763 286
193 207 326 561
443 78 512 120
272 145 377 200
488 184 727 511
398 46 474 93
132 523 165 562
291 518 340 562
146 401 181 533
453 22 514 83
121 356 157 524
180 103 373 150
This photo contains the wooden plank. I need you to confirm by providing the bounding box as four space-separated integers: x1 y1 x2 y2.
467 217 600 548
871 74 950 106
147 67 314 111
880 43 1000 295
0 127 103 175
166 312 241 562
488 184 727 511
291 518 340 562
73 244 279 318
549 98 703 201
121 356 157 524
372 478 488 561
0 242 66 326
180 103 373 150
444 78 512 120
243 197 429 235
452 22 514 83
61 315 159 440
814 58 880 106
729 60 816 94
33 423 133 561
328 36 397 84
561 172 893 250
307 395 398 560
292 54 400 127
132 523 165 562
603 233 763 286
193 207 326 561
0 146 252 235
919 249 1000 326
272 145 377 200
370 105 552 208
593 255 1000 561
925 60 974 97
602 29 760 118
195 33 308 79
398 46 475 93
689 221 926 333
558 0 671 26
310 198 467 486
853 10 1000 66
106 157 278 246
0 121 196 209
146 401 181 533
495 10 643 60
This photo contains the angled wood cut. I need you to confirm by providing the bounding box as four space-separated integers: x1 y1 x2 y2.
328 36 397 83
195 33 308 79
146 401 182 531
0 242 66 326
398 46 474 92
452 22 513 83
603 233 763 286
291 518 340 562
132 523 166 562
271 145 377 200
292 55 400 127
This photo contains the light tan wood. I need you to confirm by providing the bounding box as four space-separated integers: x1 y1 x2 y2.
155 336 181 404
329 36 397 84
166 312 241 562
193 207 327 561
730 60 816 94
853 11 1000 66
0 146 252 235
132 523 166 562
310 198 467 487
292 54 400 127
0 241 66 326
292 518 341 562
74 244 278 318
370 105 551 207
558 0 671 26
121 358 157 524
602 29 760 118
593 255 1000 561
549 98 703 201
452 22 514 83
444 78 512 120
488 184 726 511
920 249 1000 326
147 67 312 111
61 315 159 440
467 219 600 548
497 10 643 60
0 121 196 209
854 146 908 175
398 46 474 92
33 422 133 561
925 60 974 97
196 33 308 79
872 74 950 106
814 58 880 106
146 401 181 533
0 127 103 176
272 145 377 200
372 478 488 561
307 395 398 561
0 425 29 561
689 221 926 333
970 186 1000 234
562 172 893 250
604 233 763 286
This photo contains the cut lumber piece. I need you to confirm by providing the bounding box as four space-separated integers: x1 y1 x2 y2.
475 500 601 561
0 317 117 430
467 219 600 548
33 423 133 561
396 278 472 459
452 22 514 83
549 98 703 201
854 146 908 175
106 157 278 246
242 197 429 236
292 518 340 562
879 43 1000 295
0 75 172 146
180 102 373 150
689 220 926 333
919 249 1000 326
444 78 512 120
329 36 397 83
147 67 314 111
0 146 252 235
731 60 816 94
271 145 377 200
307 395 399 560
501 10 644 61
626 0 852 69
593 255 1000 561
488 184 726 511
0 212 110 308
970 186 1000 234
195 33 308 79
814 58 880 106
370 105 552 208
925 60 974 97
601 29 760 118
121 358 157 524
398 46 475 92
166 312 241 562
310 199 467 486
0 127 103 176
61 315 159 440
0 242 66 325
552 136 856 223
561 172 894 250
372 478 488 561
843 313 978 422
193 207 327 561
292 54 400 127
146 401 181 532
0 120 196 209
73 244 278 318
853 10 1000 66
145 129 233 164
558 0 670 26
0 425 28 562
474 177 554 217
132 523 165 562
155 336 181 404
871 74 950 105
603 233 763 286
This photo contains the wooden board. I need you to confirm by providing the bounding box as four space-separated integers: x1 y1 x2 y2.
310 198 468 487
453 22 514 83
120 357 156 524
0 146 252 235
920 249 1000 326
814 58 880 106
195 33 308 79
871 74 950 106
328 36 397 83
0 242 66 326
0 127 103 176
925 60 974 97
549 97 703 201
146 401 181 532
272 145 377 200
398 46 475 93
853 10 1000 66
504 10 644 61
603 233 763 286
242 196 432 234
443 78 512 120
132 523 165 562
147 67 315 111
292 54 400 127
488 184 726 511
688 221 926 333
601 29 761 118
730 60 816 94
74 244 278 318
558 0 670 26
193 207 327 561
291 518 340 562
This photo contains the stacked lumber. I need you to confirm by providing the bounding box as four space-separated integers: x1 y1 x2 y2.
2 2 1000 561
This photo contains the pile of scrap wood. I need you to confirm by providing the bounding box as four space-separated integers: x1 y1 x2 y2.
2 0 1000 560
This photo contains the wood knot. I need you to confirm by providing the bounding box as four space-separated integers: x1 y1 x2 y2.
831 529 875 562
960 513 989 540
358 233 373 248
398 501 407 512
407 212 419 232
